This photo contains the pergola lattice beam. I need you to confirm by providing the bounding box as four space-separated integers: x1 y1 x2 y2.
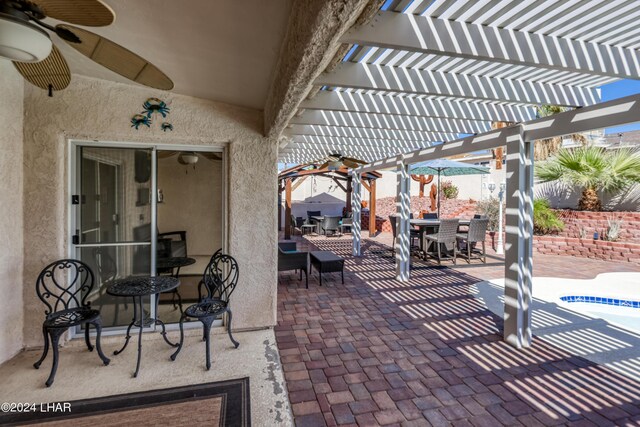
315 62 600 107
288 110 491 134
285 123 459 142
342 11 640 81
300 90 537 122
289 134 437 149
355 92 640 173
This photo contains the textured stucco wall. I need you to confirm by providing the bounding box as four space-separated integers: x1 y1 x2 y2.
0 62 24 363
22 75 278 348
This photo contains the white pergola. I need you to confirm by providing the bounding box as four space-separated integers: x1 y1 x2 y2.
277 0 640 349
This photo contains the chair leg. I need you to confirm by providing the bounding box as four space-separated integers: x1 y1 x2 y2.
91 318 110 366
453 244 457 265
170 314 187 361
437 243 442 265
84 323 93 352
467 241 471 264
201 316 215 370
227 309 240 348
33 325 49 369
45 329 65 387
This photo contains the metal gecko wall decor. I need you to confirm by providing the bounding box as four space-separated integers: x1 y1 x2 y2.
130 97 173 131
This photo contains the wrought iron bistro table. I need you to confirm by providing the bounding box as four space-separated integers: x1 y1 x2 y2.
106 276 180 378
156 256 196 312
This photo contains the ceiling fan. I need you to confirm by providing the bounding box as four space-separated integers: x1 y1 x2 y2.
0 0 173 96
314 153 367 170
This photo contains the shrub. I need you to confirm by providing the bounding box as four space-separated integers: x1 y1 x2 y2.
440 180 459 199
605 216 623 242
535 146 640 211
476 197 502 231
533 199 564 235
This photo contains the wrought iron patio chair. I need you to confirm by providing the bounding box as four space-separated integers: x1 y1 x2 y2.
33 259 110 386
171 253 240 370
456 218 489 263
198 248 222 301
424 219 460 265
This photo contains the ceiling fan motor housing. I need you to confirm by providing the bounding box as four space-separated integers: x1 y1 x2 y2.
0 6 52 62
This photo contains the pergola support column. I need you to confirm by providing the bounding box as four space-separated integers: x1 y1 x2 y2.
395 160 410 282
369 179 376 237
351 172 362 256
284 178 292 240
503 128 534 348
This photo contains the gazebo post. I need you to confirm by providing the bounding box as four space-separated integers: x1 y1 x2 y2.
396 160 410 282
284 178 292 240
369 179 376 237
351 171 361 256
504 127 534 348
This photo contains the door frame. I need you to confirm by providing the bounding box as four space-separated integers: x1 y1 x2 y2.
68 139 227 338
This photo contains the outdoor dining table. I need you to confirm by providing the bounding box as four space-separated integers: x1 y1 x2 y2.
106 276 180 378
409 218 471 254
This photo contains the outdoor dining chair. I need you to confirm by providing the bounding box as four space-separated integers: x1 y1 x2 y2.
321 215 342 236
424 219 460 265
389 214 420 252
171 253 240 370
34 259 110 386
456 218 489 263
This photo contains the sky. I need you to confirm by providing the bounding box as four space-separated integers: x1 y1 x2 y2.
601 79 640 134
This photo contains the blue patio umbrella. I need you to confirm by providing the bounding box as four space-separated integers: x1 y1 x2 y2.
409 159 490 217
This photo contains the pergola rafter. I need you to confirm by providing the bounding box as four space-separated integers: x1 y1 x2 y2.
286 125 456 143
341 11 640 81
288 111 492 134
315 63 600 107
299 91 537 122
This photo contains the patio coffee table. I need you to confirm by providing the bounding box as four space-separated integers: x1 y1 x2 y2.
310 251 344 286
107 276 180 378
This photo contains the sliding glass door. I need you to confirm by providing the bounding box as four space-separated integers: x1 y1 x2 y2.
70 142 225 334
72 146 156 330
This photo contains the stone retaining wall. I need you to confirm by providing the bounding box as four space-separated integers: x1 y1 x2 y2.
554 210 640 244
533 236 640 265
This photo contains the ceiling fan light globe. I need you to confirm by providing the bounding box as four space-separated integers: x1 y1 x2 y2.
178 153 199 165
0 15 52 62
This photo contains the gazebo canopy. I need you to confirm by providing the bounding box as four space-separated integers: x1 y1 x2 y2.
278 163 381 182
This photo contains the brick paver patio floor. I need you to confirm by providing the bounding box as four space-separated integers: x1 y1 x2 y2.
276 236 640 426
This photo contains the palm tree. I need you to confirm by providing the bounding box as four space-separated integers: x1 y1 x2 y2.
534 105 587 161
535 146 640 211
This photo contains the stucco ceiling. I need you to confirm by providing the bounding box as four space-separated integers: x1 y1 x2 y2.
49 0 292 110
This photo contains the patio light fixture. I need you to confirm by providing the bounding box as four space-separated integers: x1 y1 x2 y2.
0 13 52 62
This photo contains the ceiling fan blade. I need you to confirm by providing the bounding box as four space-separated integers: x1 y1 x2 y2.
57 24 174 90
342 156 367 165
32 0 115 26
13 44 70 91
